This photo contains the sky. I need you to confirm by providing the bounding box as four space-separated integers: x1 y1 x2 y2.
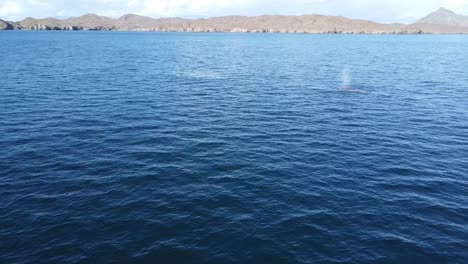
1 0 468 23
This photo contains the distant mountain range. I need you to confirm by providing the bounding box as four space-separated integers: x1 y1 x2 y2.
1 8 468 34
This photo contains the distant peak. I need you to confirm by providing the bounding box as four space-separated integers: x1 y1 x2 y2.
120 14 157 22
81 13 100 18
416 7 468 27
434 7 455 14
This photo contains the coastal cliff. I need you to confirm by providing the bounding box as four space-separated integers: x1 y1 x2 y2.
0 19 14 30
1 8 468 34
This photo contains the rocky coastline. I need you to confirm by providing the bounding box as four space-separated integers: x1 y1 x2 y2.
1 8 468 34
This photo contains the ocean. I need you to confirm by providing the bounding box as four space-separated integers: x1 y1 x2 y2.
1 31 467 263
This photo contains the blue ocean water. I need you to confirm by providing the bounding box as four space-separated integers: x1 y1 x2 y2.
0 31 467 263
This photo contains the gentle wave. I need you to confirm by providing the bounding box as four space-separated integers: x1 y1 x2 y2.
0 31 467 264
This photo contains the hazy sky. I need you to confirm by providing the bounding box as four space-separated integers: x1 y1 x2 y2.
1 0 468 23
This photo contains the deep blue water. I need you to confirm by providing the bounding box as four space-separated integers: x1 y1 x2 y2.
0 31 467 263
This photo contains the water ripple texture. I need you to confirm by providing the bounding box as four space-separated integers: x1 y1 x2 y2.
1 32 467 264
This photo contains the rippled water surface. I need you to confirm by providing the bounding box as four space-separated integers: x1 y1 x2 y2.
1 31 467 263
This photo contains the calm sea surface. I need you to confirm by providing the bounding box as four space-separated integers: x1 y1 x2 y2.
0 31 467 263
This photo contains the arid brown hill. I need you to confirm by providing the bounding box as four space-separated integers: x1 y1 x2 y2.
417 7 468 28
1 8 468 34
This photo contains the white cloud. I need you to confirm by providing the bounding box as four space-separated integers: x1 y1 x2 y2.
0 1 22 18
442 0 468 12
0 0 468 22
136 0 245 17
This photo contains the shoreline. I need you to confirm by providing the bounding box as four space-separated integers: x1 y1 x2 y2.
1 29 466 35
2 9 468 35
